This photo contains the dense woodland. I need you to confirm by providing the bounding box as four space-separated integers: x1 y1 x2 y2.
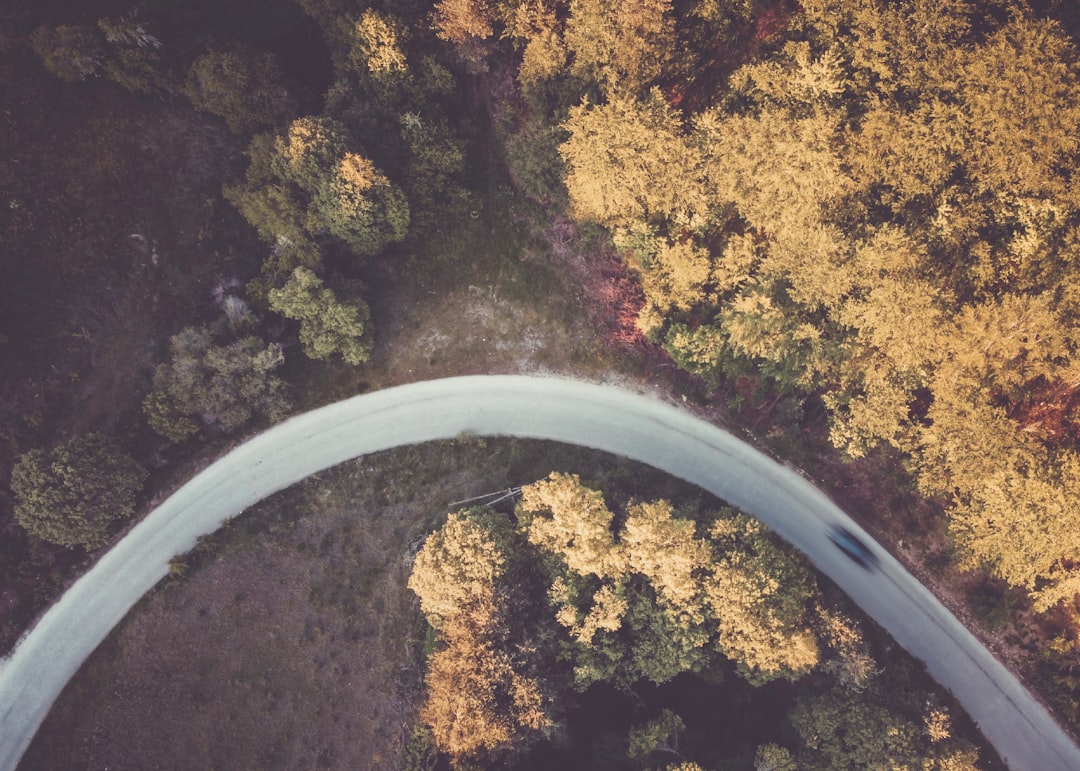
3 0 1080 767
408 473 986 768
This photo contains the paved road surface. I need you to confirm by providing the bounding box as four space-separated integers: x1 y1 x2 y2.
1 376 1078 770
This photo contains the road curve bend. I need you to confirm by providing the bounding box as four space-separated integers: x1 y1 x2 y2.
0 375 1077 770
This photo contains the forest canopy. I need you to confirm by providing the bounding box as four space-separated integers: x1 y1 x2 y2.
409 474 983 768
541 0 1080 612
22 0 1080 615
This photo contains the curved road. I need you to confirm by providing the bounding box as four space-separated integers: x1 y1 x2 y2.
1 376 1078 770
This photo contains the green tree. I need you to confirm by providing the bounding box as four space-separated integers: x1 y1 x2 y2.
184 46 294 134
226 117 409 271
224 183 319 275
791 685 918 770
714 281 837 392
273 117 351 193
914 293 1080 609
501 112 568 206
30 16 173 93
520 471 627 579
663 322 731 388
627 709 686 764
30 25 103 82
399 113 470 234
96 13 170 94
312 150 410 256
513 2 568 90
143 327 289 442
292 0 357 44
409 510 512 627
623 499 709 608
521 475 821 687
10 433 147 550
96 13 161 50
623 587 711 685
268 268 373 365
624 231 717 335
431 0 496 70
348 9 410 81
789 680 980 770
958 14 1080 201
754 743 797 771
223 134 315 272
816 606 878 694
433 0 495 44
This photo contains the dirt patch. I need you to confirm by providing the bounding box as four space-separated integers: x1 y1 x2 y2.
374 284 592 381
19 441 519 770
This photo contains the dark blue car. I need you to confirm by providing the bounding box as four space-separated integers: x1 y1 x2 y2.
828 525 879 571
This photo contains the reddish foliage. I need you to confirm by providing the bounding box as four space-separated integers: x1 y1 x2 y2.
546 221 658 355
755 5 792 42
584 245 650 352
735 375 760 402
545 221 720 395
1006 378 1080 446
672 0 798 113
663 83 686 109
599 262 647 348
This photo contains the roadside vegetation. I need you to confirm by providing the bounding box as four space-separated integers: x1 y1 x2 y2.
409 471 990 768
21 440 1001 769
3 0 1080 766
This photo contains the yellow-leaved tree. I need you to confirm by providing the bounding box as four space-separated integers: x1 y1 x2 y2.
407 509 555 762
